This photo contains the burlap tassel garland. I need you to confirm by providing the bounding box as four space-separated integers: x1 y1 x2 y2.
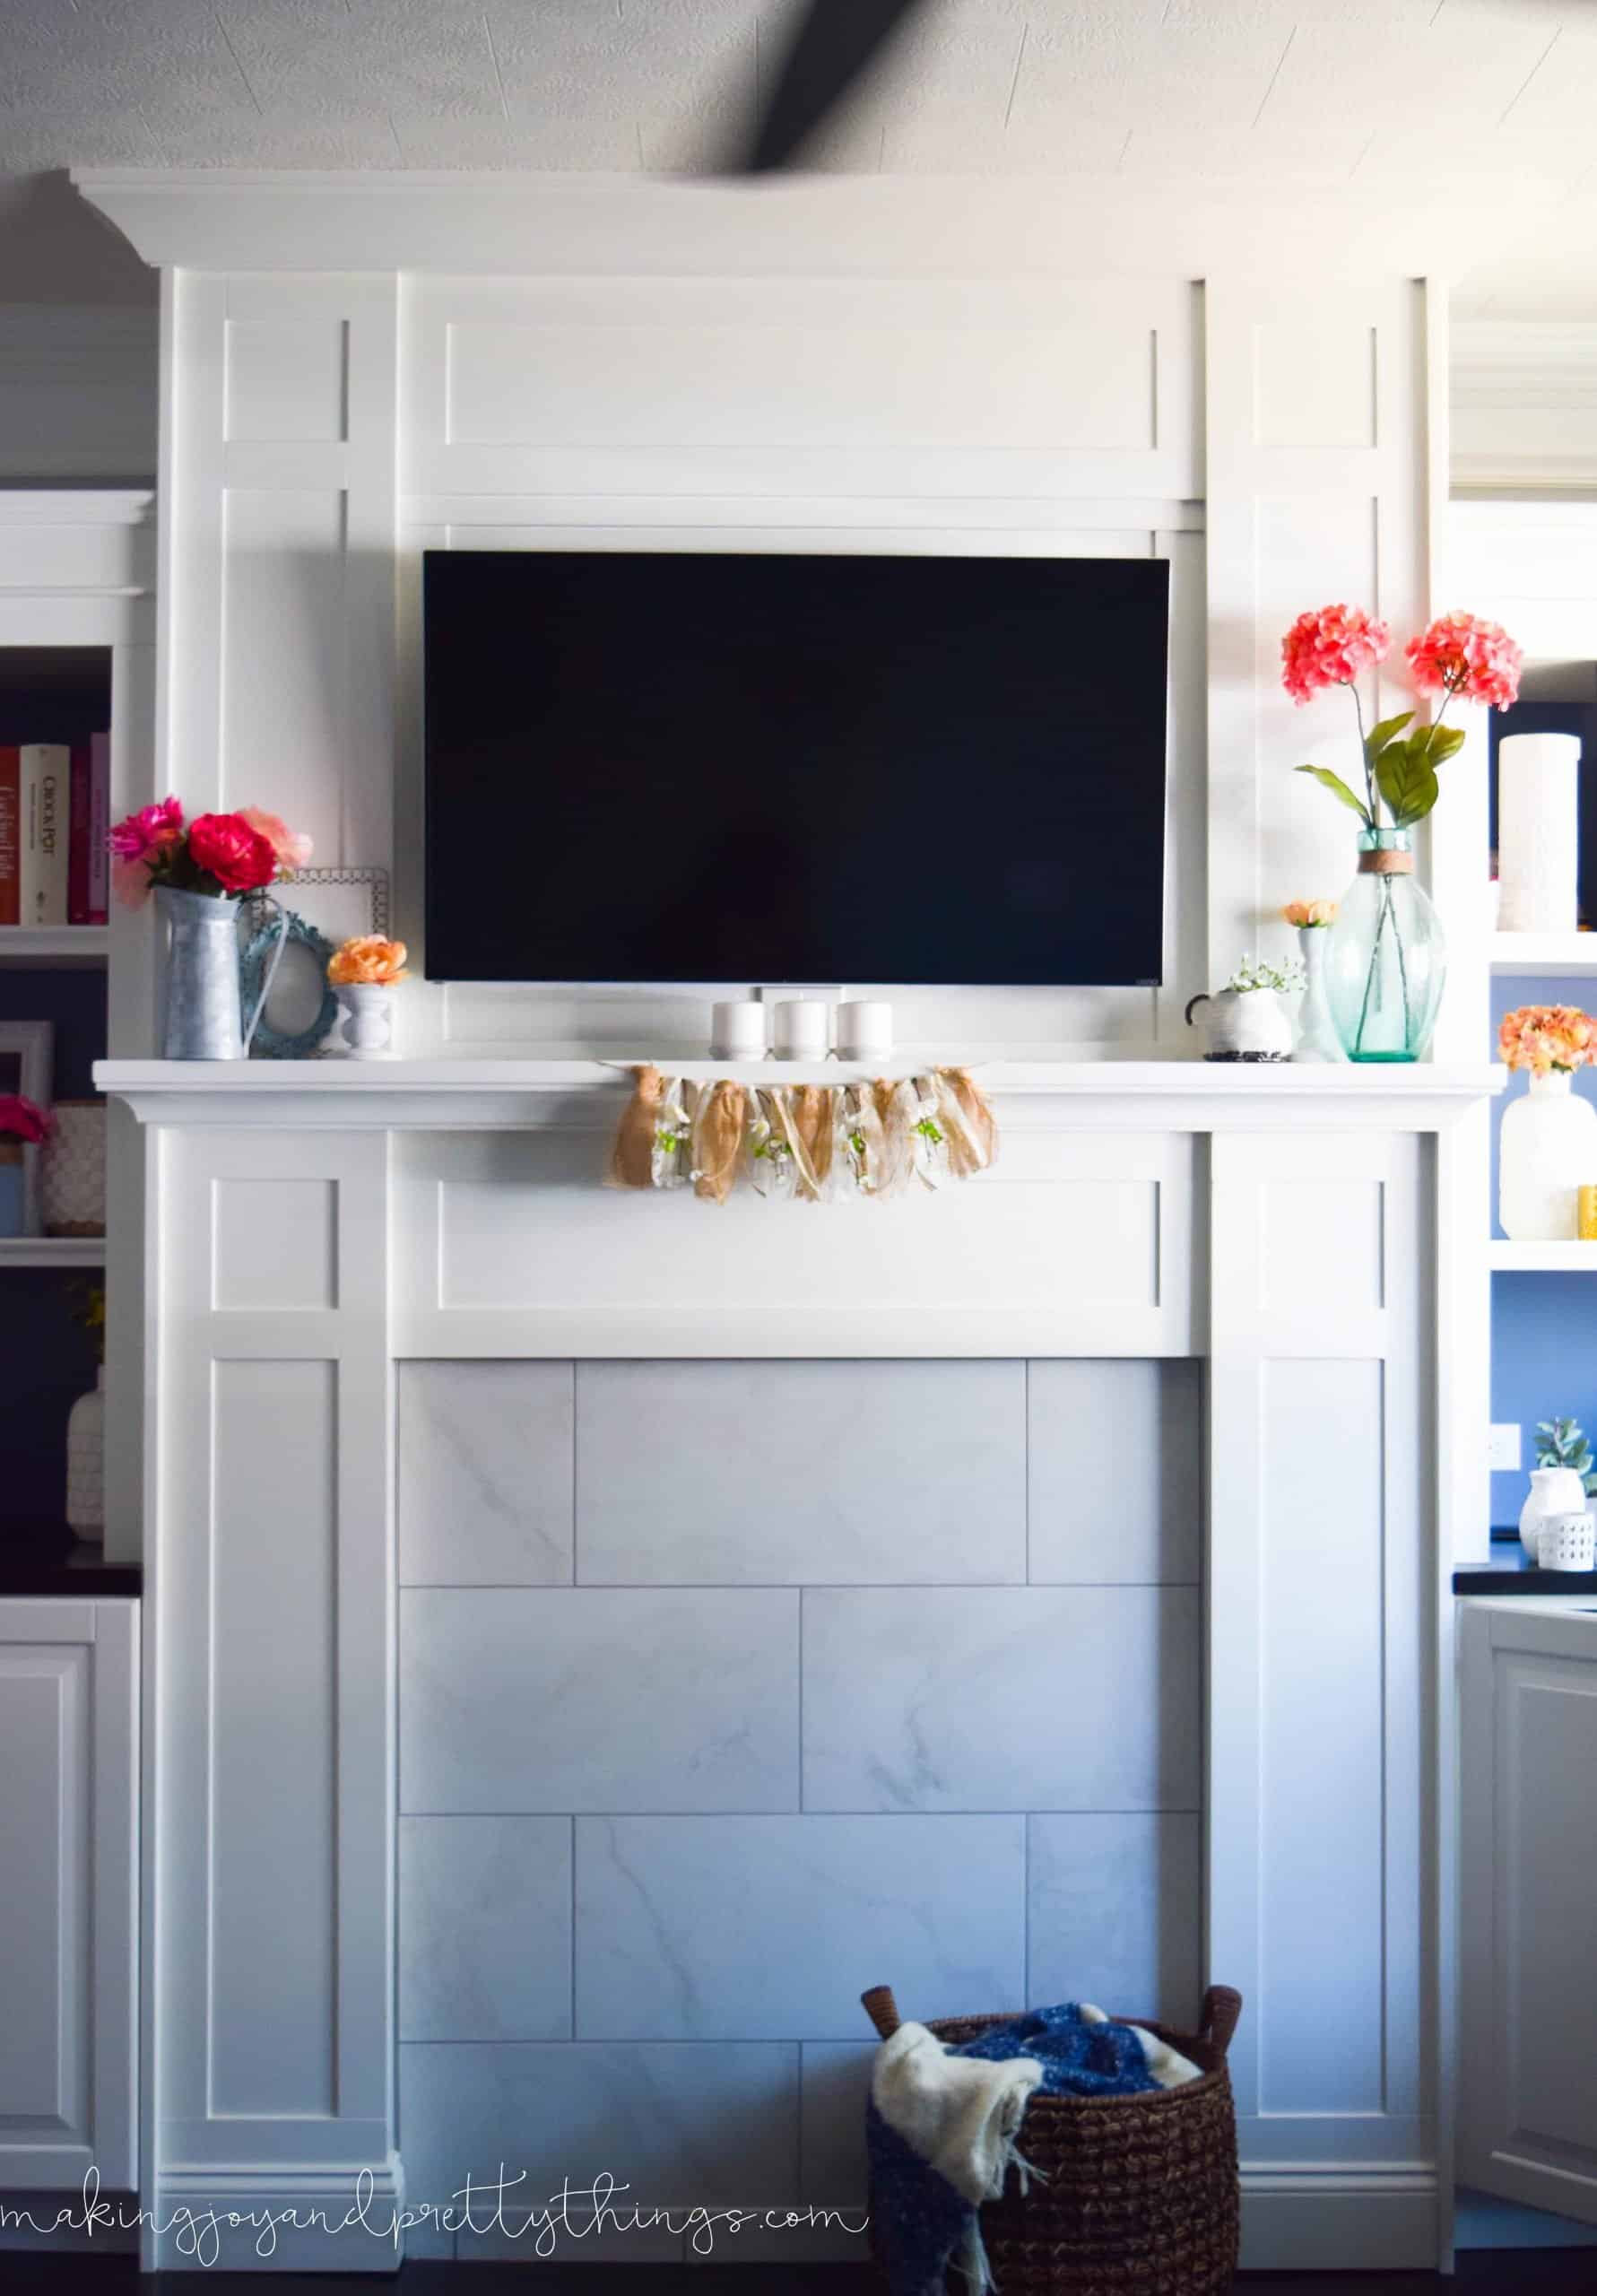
608 1068 998 1203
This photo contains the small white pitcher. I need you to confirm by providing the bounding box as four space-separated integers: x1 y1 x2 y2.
1520 1465 1588 1563
1185 987 1294 1063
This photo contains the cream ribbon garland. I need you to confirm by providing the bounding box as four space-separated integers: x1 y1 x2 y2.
607 1067 999 1203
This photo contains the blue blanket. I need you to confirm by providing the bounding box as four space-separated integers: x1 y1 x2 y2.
867 2004 1161 2296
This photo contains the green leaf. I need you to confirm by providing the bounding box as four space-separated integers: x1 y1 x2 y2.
1363 710 1415 766
1375 739 1440 825
1296 764 1373 824
1416 722 1466 767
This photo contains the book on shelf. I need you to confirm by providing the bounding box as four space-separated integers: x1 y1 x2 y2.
0 734 109 931
0 745 16 927
20 744 69 927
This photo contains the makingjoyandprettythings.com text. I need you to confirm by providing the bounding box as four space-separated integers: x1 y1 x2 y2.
4 2168 870 2266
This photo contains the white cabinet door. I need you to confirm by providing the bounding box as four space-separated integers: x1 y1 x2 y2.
1459 1600 1597 2224
0 1599 138 2190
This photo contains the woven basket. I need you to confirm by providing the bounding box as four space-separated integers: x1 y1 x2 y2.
861 1982 1242 2295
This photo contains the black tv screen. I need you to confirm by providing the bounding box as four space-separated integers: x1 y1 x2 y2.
423 551 1169 986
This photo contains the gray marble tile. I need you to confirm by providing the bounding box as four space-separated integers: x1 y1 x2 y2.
400 1361 574 1586
1027 1813 1204 2030
400 1587 799 1814
576 1360 1026 1584
1028 1359 1202 1586
575 1814 1024 2040
398 2039 799 2226
800 2041 876 2206
802 1585 1202 1813
399 1815 572 2042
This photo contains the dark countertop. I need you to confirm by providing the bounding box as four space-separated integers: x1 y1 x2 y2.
1454 1540 1597 1597
0 1520 141 1599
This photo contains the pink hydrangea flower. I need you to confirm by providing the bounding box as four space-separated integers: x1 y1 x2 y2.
238 807 313 873
108 795 184 865
1280 605 1391 705
1405 613 1523 710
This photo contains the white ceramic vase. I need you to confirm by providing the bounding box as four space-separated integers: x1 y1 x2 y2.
1497 731 1580 935
1498 1070 1597 1240
1520 1465 1588 1564
66 1365 106 1543
1185 987 1293 1061
1292 928 1346 1063
338 983 394 1060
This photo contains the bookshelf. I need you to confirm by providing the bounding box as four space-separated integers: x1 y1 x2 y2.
0 490 154 1563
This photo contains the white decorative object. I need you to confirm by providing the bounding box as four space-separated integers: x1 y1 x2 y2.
1538 1510 1595 1571
1497 732 1581 935
835 1000 893 1061
337 983 394 1060
709 1000 766 1062
772 999 828 1060
65 1366 106 1542
1292 930 1346 1064
1518 1465 1586 1563
1185 987 1294 1062
39 1099 108 1235
1498 1070 1597 1240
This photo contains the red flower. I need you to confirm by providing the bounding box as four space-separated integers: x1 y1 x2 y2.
0 1093 53 1145
1280 604 1391 705
187 812 278 894
108 796 184 865
1405 612 1522 711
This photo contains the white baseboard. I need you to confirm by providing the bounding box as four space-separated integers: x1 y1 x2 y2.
148 2160 405 2273
1239 2165 1439 2272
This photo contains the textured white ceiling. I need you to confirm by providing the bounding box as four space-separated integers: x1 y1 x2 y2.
3 0 1597 302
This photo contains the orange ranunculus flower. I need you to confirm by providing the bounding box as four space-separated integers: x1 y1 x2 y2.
328 935 408 987
1282 899 1337 929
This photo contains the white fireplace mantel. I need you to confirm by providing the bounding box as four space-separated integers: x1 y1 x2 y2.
97 1057 1504 1132
100 1056 1498 2272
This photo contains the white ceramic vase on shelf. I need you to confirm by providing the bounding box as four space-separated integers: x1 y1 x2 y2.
1520 1465 1588 1564
337 983 394 1059
1292 928 1346 1063
1497 731 1580 934
1498 1070 1597 1239
66 1365 106 1543
1184 987 1294 1061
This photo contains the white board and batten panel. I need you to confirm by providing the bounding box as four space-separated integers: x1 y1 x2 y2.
0 1599 138 2191
1208 1130 1434 2266
1459 1602 1597 2229
391 1127 1196 1360
152 1128 397 2256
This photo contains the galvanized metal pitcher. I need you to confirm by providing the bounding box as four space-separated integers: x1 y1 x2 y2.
158 886 287 1060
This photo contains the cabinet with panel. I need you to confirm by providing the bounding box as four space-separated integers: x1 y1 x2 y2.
0 1597 138 2191
1458 1599 1597 2225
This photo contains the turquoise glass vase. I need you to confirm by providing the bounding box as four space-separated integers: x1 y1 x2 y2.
1323 828 1446 1064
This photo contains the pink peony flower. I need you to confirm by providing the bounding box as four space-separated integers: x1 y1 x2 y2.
1281 604 1391 705
0 1092 53 1145
108 795 184 865
1405 612 1522 710
238 807 313 874
187 811 278 895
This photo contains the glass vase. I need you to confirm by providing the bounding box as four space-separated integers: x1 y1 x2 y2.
1499 1068 1597 1240
1324 829 1446 1063
1292 926 1346 1062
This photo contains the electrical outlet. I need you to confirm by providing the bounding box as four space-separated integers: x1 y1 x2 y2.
1489 1422 1523 1473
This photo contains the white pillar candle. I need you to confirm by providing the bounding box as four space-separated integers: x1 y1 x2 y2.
835 1000 894 1062
709 1000 767 1062
772 999 829 1059
1498 732 1582 935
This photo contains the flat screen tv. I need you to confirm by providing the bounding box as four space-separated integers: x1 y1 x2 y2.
423 551 1169 986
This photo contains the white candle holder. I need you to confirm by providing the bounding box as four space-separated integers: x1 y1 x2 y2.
709 1001 767 1063
834 1000 893 1063
772 1000 829 1060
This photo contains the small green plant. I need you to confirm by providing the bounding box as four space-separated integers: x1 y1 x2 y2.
1224 953 1306 996
1533 1415 1597 1497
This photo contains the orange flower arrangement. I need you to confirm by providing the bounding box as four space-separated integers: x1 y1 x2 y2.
1498 1004 1597 1075
327 935 408 987
1282 899 1337 929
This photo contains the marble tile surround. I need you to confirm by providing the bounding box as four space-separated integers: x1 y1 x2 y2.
396 1356 1204 2257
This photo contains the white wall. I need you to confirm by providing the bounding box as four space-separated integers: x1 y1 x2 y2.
0 307 156 482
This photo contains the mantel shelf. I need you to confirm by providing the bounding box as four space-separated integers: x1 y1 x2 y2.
94 1056 1506 1133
